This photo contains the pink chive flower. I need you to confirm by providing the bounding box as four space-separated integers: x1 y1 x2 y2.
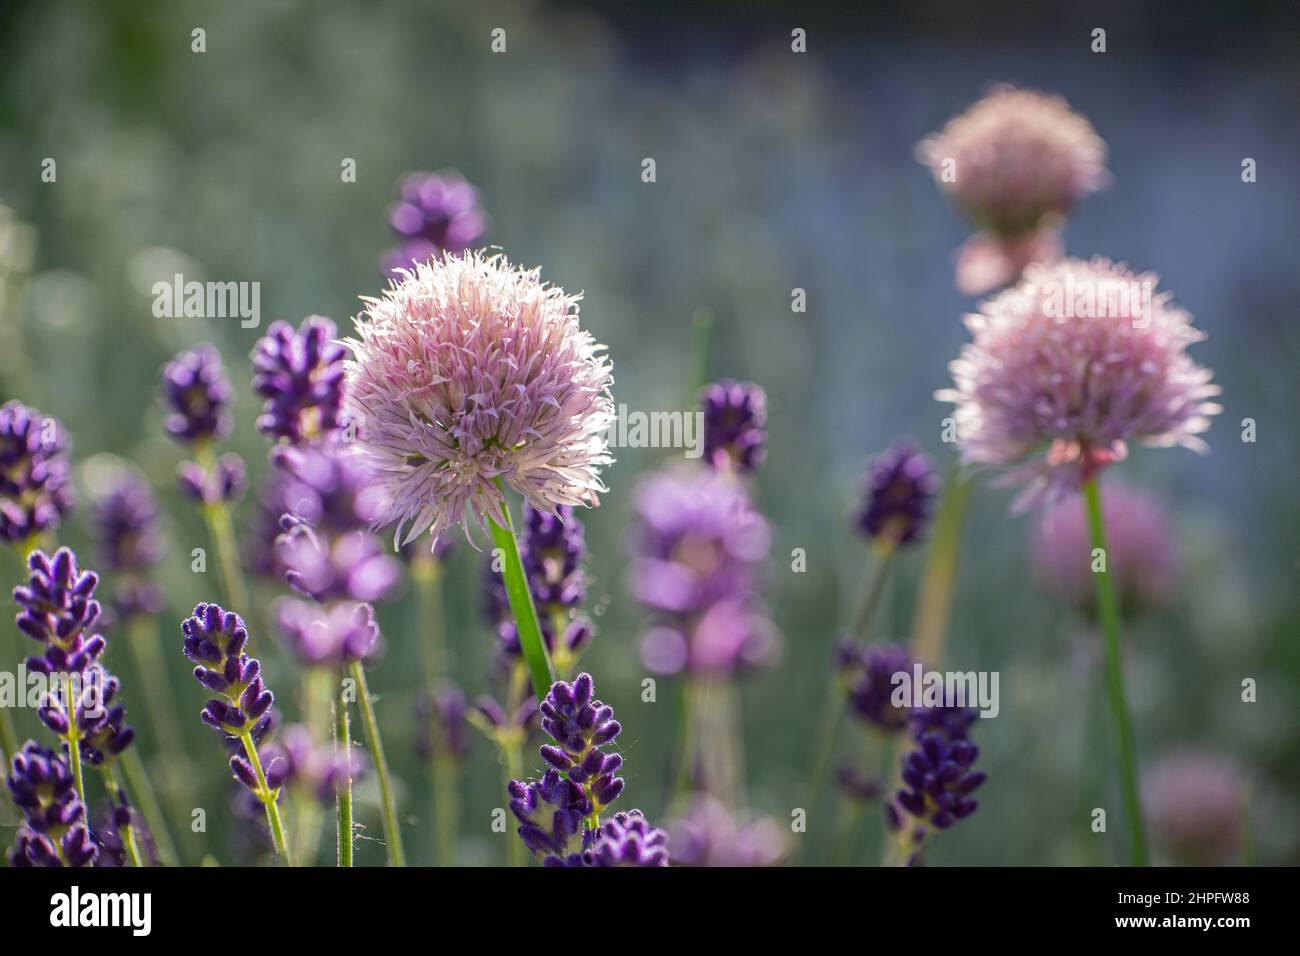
1032 482 1178 614
936 258 1221 510
1143 752 1246 866
918 85 1108 294
343 251 615 548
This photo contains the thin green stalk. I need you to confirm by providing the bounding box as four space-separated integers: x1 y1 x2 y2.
63 677 86 810
292 668 333 866
669 678 699 804
0 706 15 764
502 739 525 867
1083 476 1148 867
413 553 457 866
103 763 144 867
349 661 405 866
239 730 290 864
335 676 353 867
850 546 896 638
196 445 250 617
120 747 178 866
910 466 971 666
487 481 554 700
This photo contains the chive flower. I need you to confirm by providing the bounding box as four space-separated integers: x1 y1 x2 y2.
343 250 615 548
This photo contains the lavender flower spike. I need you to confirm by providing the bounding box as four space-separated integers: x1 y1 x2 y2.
857 440 939 548
89 466 165 619
343 250 615 547
588 810 669 867
6 741 97 867
700 379 766 474
14 547 106 674
161 344 232 446
252 315 348 445
0 400 74 544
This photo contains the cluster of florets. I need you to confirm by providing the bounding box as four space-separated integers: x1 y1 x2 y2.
0 401 74 543
382 170 487 278
836 639 913 732
508 674 665 866
6 742 97 867
484 505 591 676
251 316 348 444
261 724 364 805
631 468 776 677
857 441 939 548
667 795 787 867
162 345 246 505
89 466 166 619
700 379 767 474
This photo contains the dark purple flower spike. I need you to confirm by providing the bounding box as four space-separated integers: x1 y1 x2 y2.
5 741 97 867
700 379 767 474
858 440 940 548
0 401 74 544
252 316 348 445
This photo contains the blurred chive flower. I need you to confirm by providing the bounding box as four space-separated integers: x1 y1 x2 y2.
6 741 97 867
161 344 231 446
251 315 348 445
0 400 74 544
857 440 939 548
1144 752 1246 866
1033 482 1178 614
937 258 1221 510
700 379 766 474
343 250 615 548
383 170 488 278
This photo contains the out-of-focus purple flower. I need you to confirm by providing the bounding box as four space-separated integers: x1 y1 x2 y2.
588 810 669 867
470 694 538 743
1033 482 1178 614
89 467 165 619
13 547 105 674
857 441 939 548
269 441 388 535
177 453 246 507
908 702 980 742
91 790 151 867
343 251 614 547
1144 752 1245 866
937 258 1222 510
700 379 766 474
262 724 364 805
918 85 1108 238
954 225 1063 297
161 344 232 446
5 741 97 867
631 468 777 677
415 680 473 761
0 401 74 544
668 795 787 867
382 171 487 277
484 505 592 674
245 469 309 580
181 603 279 769
274 598 381 667
252 316 348 445
837 639 912 732
895 729 985 833
277 522 401 606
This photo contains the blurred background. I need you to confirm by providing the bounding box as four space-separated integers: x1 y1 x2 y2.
0 0 1296 865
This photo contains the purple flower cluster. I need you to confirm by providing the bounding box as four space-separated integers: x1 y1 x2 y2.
382 170 487 277
631 468 776 676
6 742 97 867
857 440 939 548
836 638 912 732
668 795 786 867
275 598 381 668
178 453 247 508
484 505 591 674
262 724 364 805
182 602 286 792
161 345 232 445
89 468 165 619
0 401 73 544
890 704 986 859
700 379 766 474
251 316 348 444
14 548 106 674
508 673 665 866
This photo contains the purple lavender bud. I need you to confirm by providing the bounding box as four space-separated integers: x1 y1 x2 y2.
895 727 985 832
252 316 348 445
507 768 591 862
382 170 487 278
857 440 939 548
837 639 912 732
6 740 97 866
700 379 767 474
161 344 232 445
588 810 669 867
13 548 104 665
182 602 277 742
909 702 979 742
0 401 74 543
275 598 381 668
90 468 164 577
177 453 246 507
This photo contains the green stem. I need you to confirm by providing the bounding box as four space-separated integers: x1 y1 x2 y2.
335 675 353 867
502 739 525 867
64 679 86 810
910 466 971 666
1083 476 1148 867
487 483 554 700
120 747 179 866
0 706 15 765
350 661 405 866
413 553 457 866
851 546 896 638
196 444 250 619
103 763 144 867
292 668 333 866
239 730 290 864
669 678 699 804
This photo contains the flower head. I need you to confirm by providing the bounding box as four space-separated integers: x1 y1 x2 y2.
275 598 381 667
262 724 364 804
181 602 276 749
344 250 614 547
383 171 488 277
415 680 473 761
668 795 787 867
6 741 97 867
0 401 73 543
700 379 766 473
895 728 985 833
507 768 591 863
937 258 1221 509
161 345 232 445
1033 482 1178 613
857 441 939 548
837 639 912 732
588 810 669 867
918 85 1108 237
89 467 165 618
252 316 348 444
178 453 247 507
1144 752 1245 865
13 547 105 673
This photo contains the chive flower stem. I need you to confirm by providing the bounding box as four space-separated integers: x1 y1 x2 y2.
488 482 554 701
